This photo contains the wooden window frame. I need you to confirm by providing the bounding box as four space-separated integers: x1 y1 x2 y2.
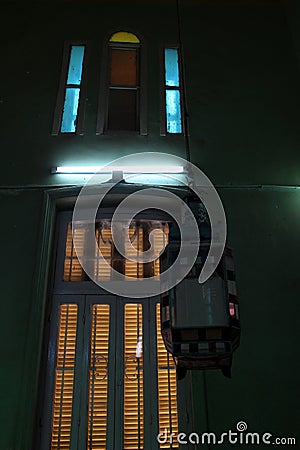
35 204 195 449
160 45 184 137
96 31 147 136
52 41 90 136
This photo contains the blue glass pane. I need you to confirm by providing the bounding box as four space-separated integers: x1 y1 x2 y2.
165 48 179 87
67 45 85 85
166 90 182 133
61 88 80 132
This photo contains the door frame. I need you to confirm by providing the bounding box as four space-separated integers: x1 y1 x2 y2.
29 189 196 450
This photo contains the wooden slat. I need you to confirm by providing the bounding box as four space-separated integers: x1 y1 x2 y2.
153 226 169 276
156 304 179 449
124 304 144 450
125 227 143 278
94 228 112 281
63 224 85 281
87 304 110 449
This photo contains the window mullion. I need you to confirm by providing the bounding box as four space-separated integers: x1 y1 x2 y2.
109 86 139 90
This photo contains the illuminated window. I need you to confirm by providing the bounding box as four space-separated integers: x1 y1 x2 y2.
39 214 182 449
161 48 183 135
63 220 168 282
52 43 87 135
97 31 147 135
42 298 178 450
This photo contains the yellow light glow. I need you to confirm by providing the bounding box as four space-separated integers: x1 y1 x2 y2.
109 31 140 43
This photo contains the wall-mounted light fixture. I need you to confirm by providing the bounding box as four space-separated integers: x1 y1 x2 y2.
51 165 185 174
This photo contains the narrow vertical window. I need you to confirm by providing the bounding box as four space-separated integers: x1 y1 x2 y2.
52 43 87 135
61 46 85 132
97 31 147 135
163 48 182 134
108 33 139 131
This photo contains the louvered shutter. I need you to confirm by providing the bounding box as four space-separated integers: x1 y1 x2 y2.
156 304 179 449
87 304 110 449
50 304 78 449
123 304 144 449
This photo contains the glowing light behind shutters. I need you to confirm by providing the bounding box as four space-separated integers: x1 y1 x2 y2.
124 304 144 449
153 226 169 276
156 304 179 449
50 304 78 449
63 221 168 281
64 224 85 281
95 227 112 281
125 226 144 279
49 299 177 449
87 304 110 449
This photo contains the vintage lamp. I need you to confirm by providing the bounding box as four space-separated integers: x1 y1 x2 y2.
160 200 240 379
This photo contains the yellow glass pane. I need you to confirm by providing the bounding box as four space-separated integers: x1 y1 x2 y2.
109 31 140 43
124 304 144 449
156 304 179 449
51 304 78 450
87 304 110 449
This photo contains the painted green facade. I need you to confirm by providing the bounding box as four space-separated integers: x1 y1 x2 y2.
0 0 299 448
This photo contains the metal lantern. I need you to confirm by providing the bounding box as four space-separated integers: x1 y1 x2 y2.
160 201 240 379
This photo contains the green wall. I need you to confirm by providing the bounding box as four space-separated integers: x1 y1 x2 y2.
0 0 299 448
0 190 43 450
193 188 300 447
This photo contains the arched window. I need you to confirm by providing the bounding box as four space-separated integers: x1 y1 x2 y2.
97 31 147 135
